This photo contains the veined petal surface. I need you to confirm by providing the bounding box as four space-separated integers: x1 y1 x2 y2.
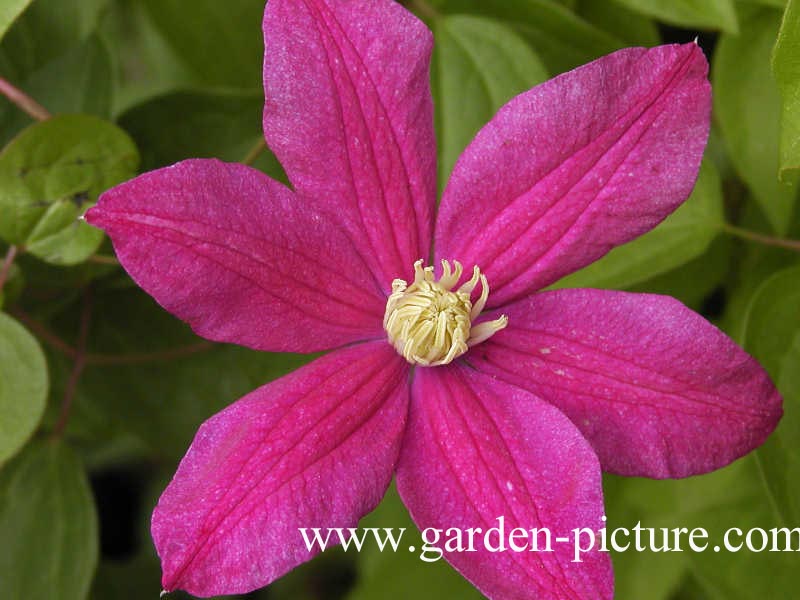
153 342 409 596
470 289 783 478
436 44 711 306
263 0 437 285
86 159 385 353
397 364 612 600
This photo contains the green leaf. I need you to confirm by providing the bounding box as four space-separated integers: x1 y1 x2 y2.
773 0 800 179
0 114 139 265
347 486 482 600
118 89 283 178
0 0 109 77
0 34 113 143
0 0 33 42
0 312 46 464
140 0 266 90
555 160 724 290
575 0 661 46
609 458 800 599
741 0 787 8
427 0 624 75
98 0 198 115
44 287 311 463
629 235 732 311
714 7 797 234
0 441 98 599
433 15 548 187
742 264 800 525
610 0 738 32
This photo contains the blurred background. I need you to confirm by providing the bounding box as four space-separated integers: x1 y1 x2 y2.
0 0 798 598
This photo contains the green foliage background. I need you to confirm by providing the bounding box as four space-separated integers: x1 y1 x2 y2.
0 0 798 598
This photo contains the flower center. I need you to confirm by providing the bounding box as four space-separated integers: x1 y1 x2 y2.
383 260 508 366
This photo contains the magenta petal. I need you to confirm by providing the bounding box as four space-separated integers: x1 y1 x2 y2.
435 44 711 306
85 159 385 353
152 342 409 596
470 289 782 478
263 0 437 285
397 364 612 600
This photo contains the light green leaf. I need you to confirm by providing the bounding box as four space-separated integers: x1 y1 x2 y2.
627 236 731 313
555 160 724 290
611 0 738 32
741 0 787 8
347 485 482 600
0 114 139 265
714 7 797 234
0 312 46 464
0 441 98 599
427 0 624 75
773 0 800 179
433 15 548 187
610 458 800 599
140 0 265 90
742 264 800 526
0 0 33 42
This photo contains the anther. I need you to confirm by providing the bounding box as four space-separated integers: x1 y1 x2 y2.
383 260 508 366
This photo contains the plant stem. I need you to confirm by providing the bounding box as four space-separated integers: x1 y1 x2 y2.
87 341 214 365
408 0 441 19
722 223 800 252
52 291 92 438
242 137 267 166
0 245 18 291
12 308 214 365
0 77 51 121
87 254 120 266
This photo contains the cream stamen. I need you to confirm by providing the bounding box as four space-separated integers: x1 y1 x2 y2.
383 260 508 366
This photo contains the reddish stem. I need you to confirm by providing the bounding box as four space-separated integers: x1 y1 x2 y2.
0 77 50 121
723 223 800 252
52 291 92 438
0 245 18 292
12 308 213 366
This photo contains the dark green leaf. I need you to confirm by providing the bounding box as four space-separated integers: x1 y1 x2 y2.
118 89 282 178
0 0 109 77
0 260 23 309
714 7 797 234
140 0 265 90
0 35 113 143
0 114 139 265
0 311 46 464
0 441 98 599
773 0 800 179
46 287 311 462
433 14 548 187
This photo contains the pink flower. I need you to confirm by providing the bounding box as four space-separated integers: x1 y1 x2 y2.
86 1 782 598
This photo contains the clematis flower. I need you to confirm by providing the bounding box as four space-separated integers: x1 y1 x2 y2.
85 0 782 598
